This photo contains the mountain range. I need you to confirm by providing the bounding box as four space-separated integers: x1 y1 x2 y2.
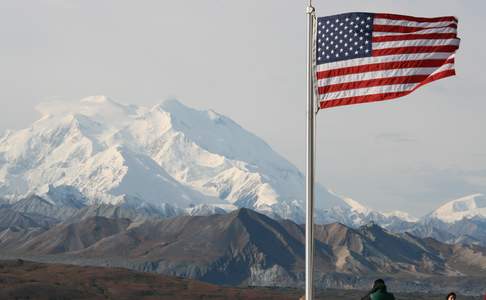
1 97 486 245
0 208 485 295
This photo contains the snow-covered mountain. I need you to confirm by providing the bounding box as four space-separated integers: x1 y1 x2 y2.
1 96 385 223
0 96 428 227
388 194 486 247
424 194 486 223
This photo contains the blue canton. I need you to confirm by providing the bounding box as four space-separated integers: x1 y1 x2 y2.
316 12 374 64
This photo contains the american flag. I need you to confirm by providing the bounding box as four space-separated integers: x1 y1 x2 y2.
315 12 460 109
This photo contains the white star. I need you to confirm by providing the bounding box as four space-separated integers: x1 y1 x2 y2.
344 26 348 30
326 46 329 50
359 36 364 40
331 49 334 53
326 37 329 41
330 23 334 28
350 21 354 25
335 19 339 23
340 23 344 26
361 21 365 24
318 22 322 25
356 16 360 20
330 32 334 36
326 20 330 24
339 39 343 43
365 40 369 44
366 25 370 28
345 52 349 56
336 53 340 57
326 55 330 59
367 16 371 20
345 17 349 21
354 42 358 45
330 40 334 44
339 31 343 34
365 49 369 53
344 43 348 46
318 39 321 43
360 45 364 49
355 51 359 54
340 48 343 52
326 29 329 33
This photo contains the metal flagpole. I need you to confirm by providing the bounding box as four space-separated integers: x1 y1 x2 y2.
305 1 316 300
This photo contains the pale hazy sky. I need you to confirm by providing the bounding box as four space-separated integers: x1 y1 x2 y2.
1 0 484 216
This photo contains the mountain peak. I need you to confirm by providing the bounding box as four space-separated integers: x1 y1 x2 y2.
158 98 190 113
427 194 486 223
383 210 418 223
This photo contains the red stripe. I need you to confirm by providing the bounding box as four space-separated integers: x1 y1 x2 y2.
318 75 429 94
372 33 457 43
372 45 458 56
319 69 456 109
316 58 454 79
375 13 458 23
373 24 457 33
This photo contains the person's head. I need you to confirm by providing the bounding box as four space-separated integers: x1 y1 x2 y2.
373 278 385 287
372 278 386 290
446 292 456 300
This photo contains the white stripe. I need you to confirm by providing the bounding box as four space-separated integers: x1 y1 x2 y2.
317 66 441 86
319 83 418 101
316 52 452 72
373 38 460 50
374 18 456 28
373 27 457 36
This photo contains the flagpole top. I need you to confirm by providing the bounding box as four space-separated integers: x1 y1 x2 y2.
306 5 315 14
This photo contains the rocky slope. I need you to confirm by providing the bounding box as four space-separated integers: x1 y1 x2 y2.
0 208 485 294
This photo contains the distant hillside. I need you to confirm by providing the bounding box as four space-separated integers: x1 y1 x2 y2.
0 208 485 295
